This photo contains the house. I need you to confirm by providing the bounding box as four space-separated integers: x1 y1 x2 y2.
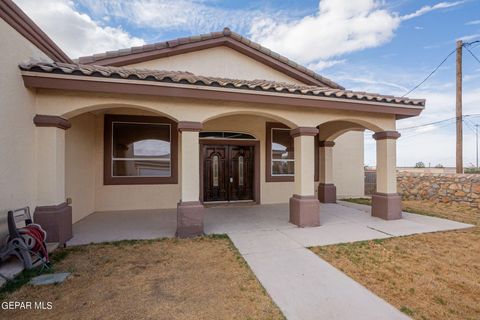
0 0 424 239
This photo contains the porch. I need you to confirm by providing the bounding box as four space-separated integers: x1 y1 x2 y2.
67 202 471 246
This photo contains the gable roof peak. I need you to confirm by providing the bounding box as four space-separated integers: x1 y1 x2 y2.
77 29 344 89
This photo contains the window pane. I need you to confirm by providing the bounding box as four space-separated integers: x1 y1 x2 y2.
212 155 219 187
113 160 170 177
112 122 171 159
272 160 294 175
272 129 294 160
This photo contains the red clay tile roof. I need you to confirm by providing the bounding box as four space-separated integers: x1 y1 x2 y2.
19 60 425 107
76 28 344 90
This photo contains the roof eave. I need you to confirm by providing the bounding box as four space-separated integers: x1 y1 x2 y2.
0 0 72 63
20 71 424 119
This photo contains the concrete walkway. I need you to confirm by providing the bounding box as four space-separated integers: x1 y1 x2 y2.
67 202 473 320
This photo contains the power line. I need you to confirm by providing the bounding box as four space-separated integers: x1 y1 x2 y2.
399 120 456 140
401 40 480 98
401 48 456 97
397 114 480 131
464 45 480 65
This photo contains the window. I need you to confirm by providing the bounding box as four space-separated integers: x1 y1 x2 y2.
265 122 319 182
199 131 256 140
271 128 295 176
104 115 178 185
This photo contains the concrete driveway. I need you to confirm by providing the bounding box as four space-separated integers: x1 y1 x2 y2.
67 202 472 320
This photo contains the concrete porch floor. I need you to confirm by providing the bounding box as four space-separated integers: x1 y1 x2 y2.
67 201 471 246
66 202 472 320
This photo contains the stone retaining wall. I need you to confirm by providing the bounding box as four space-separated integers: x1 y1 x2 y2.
397 172 480 208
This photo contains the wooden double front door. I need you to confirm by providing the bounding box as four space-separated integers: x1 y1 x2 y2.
203 144 254 202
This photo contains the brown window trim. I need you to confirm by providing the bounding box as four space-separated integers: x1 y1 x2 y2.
104 114 178 185
265 122 319 183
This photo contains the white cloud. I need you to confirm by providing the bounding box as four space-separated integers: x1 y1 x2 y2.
76 0 280 36
458 33 480 41
400 1 463 21
249 0 465 66
14 0 145 58
307 59 345 71
249 0 400 64
414 26 424 30
466 19 480 25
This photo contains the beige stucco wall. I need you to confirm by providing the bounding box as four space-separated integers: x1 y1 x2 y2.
0 19 51 235
64 112 366 216
65 113 96 222
127 46 305 84
333 131 365 198
38 91 393 215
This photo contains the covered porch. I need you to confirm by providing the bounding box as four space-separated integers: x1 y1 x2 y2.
67 202 471 246
20 60 425 241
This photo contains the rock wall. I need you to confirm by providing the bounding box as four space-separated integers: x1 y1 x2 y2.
397 173 480 208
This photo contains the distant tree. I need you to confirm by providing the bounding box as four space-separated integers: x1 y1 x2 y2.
415 162 425 168
434 164 444 168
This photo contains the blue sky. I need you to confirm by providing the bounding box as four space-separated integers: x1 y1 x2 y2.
15 0 480 167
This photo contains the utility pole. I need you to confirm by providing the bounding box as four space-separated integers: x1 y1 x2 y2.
456 40 463 174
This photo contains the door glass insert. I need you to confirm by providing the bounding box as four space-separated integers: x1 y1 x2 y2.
212 155 219 187
238 156 244 186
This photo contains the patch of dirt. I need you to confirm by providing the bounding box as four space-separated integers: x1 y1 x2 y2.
2 237 284 320
312 201 480 320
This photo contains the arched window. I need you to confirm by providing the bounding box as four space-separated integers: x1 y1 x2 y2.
199 131 256 140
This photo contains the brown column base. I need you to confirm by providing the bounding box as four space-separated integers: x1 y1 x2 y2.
176 201 205 238
34 202 73 245
318 183 337 203
371 193 402 220
289 195 320 227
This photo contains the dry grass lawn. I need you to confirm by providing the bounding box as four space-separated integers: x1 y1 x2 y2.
2 236 284 320
313 200 480 320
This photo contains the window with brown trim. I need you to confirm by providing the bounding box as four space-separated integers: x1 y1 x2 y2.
265 122 319 182
104 114 178 185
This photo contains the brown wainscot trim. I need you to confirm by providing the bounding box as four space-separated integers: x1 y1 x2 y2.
33 114 71 130
103 114 178 185
266 122 319 182
290 127 319 138
199 139 261 204
0 0 71 63
178 121 203 132
372 131 401 140
176 201 205 238
371 192 402 220
33 202 72 245
289 194 320 227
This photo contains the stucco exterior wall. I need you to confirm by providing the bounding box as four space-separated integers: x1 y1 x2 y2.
126 46 305 84
0 19 51 235
333 131 365 198
37 90 393 217
65 113 96 222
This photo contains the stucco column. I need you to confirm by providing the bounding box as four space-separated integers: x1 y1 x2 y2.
33 115 72 244
372 131 402 220
318 141 337 203
289 127 320 227
176 121 204 238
